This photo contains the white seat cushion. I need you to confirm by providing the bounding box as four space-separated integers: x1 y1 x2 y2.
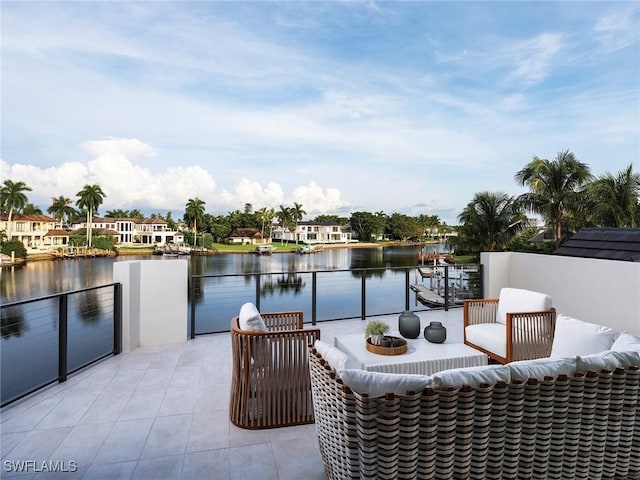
508 356 577 381
549 314 616 358
465 323 507 358
496 288 552 325
314 340 358 373
430 364 511 389
576 350 640 372
339 369 431 396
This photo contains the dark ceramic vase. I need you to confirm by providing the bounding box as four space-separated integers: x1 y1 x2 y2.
424 321 447 343
398 310 420 339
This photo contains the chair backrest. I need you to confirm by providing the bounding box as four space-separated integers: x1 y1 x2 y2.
496 288 552 325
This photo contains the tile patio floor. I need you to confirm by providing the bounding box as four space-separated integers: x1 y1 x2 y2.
1 309 466 479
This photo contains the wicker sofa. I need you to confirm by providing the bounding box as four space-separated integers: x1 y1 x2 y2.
309 326 640 479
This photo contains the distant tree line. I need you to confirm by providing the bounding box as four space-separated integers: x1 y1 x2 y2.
1 150 638 259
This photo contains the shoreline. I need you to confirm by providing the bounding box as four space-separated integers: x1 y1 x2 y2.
23 241 440 262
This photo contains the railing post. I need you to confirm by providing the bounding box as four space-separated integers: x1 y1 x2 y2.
444 265 449 311
113 283 122 354
190 278 196 339
255 274 261 311
312 272 317 325
405 268 410 311
58 295 68 383
361 271 366 320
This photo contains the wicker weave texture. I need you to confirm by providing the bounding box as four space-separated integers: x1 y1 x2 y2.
230 312 320 429
309 346 640 480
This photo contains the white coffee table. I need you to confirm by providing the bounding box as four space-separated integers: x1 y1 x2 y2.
334 332 488 375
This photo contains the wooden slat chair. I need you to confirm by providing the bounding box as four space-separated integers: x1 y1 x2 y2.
463 288 556 364
230 310 321 429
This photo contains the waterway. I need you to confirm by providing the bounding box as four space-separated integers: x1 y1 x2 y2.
1 244 453 405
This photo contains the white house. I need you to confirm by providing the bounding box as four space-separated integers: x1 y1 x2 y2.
272 221 353 244
0 214 58 251
70 217 183 246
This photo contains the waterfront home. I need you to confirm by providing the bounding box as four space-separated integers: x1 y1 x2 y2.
70 217 184 246
0 213 57 251
226 227 271 245
272 221 352 244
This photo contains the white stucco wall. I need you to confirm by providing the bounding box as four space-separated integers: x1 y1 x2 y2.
481 252 640 336
114 259 188 351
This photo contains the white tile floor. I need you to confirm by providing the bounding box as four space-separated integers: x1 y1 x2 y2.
1 309 465 479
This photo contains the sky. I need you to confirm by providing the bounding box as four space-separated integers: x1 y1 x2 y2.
1 1 639 225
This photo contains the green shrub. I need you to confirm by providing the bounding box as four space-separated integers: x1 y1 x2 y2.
1 239 27 259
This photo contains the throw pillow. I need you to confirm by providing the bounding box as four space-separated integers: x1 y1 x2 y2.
238 302 267 332
496 288 552 325
611 331 640 353
549 314 615 358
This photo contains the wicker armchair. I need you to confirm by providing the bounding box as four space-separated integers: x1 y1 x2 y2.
464 288 556 364
230 311 321 429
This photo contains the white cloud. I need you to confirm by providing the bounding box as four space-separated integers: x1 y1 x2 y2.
1 138 351 219
289 181 349 215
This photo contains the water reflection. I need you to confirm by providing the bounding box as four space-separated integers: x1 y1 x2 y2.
1 306 26 339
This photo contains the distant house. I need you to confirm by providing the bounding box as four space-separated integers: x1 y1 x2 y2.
272 221 353 244
553 227 640 262
70 217 183 246
226 228 270 245
0 214 57 251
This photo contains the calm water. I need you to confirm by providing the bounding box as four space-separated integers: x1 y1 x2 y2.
1 244 450 404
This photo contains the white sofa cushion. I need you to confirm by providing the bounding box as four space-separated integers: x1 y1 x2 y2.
238 302 267 332
465 323 506 359
339 369 431 396
496 288 552 325
430 364 511 389
314 340 358 373
550 314 616 358
577 350 640 372
508 356 577 382
611 332 640 352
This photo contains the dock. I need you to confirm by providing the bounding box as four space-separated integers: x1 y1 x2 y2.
410 284 447 307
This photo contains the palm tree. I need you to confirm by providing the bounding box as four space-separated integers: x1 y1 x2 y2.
291 202 306 244
457 191 526 254
185 197 206 247
22 203 42 215
587 164 640 228
276 205 294 245
0 180 32 239
48 196 76 229
76 184 106 247
256 207 276 239
515 150 592 247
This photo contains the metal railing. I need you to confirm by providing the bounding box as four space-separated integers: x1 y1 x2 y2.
1 283 122 407
190 264 482 337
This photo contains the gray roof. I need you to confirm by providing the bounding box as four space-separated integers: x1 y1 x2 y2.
553 227 640 262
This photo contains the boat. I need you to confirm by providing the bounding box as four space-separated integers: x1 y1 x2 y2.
297 244 317 254
255 245 274 255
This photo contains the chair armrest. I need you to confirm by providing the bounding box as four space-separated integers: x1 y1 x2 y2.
463 298 499 327
506 309 557 362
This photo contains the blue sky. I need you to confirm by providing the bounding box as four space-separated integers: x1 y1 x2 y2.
1 1 638 225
